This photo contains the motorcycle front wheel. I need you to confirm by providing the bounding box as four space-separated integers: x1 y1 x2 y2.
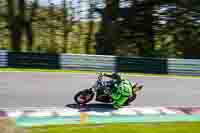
74 89 95 104
124 93 137 106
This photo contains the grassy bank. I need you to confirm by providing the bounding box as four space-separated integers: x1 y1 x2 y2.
28 122 200 133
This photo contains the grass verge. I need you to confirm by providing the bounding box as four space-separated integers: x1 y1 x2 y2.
28 122 200 133
0 67 200 79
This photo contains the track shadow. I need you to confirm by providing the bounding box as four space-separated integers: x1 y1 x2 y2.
66 103 116 112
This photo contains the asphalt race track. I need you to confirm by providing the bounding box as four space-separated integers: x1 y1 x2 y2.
0 72 200 108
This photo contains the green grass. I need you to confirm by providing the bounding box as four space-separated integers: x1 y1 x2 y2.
0 67 200 79
0 67 96 74
28 122 200 133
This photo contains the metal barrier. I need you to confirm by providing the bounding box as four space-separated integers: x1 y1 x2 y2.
1 50 200 76
168 58 200 76
60 54 168 74
0 50 7 67
60 54 116 72
8 52 60 69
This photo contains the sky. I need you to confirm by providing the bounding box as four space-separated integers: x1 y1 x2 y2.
28 0 103 20
30 0 70 6
28 0 178 23
30 0 104 8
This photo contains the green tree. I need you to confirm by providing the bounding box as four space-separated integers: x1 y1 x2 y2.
7 0 34 51
96 0 120 55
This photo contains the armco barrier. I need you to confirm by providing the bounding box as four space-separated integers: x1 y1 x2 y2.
0 50 200 76
8 52 60 69
167 58 200 76
60 54 117 72
0 50 7 67
60 54 168 73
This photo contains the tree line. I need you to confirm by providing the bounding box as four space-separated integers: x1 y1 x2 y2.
0 0 200 58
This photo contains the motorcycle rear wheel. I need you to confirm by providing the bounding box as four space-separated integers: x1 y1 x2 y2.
74 89 95 104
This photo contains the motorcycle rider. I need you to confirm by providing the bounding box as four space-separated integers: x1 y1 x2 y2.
102 73 142 109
